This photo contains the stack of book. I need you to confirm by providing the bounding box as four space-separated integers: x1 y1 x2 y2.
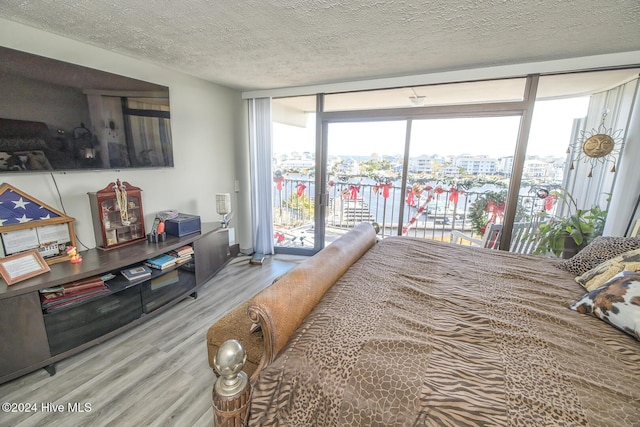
40 276 110 313
145 253 177 270
169 245 194 265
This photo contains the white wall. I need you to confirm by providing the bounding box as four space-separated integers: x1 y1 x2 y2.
0 18 250 251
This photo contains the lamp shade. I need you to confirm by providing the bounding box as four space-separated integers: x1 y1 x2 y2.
216 193 231 215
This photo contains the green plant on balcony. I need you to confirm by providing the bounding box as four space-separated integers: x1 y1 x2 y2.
282 192 315 223
530 188 607 258
467 190 527 235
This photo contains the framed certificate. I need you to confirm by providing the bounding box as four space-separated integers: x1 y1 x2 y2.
0 249 51 285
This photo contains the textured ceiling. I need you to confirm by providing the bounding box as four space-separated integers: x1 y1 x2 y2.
1 1 639 91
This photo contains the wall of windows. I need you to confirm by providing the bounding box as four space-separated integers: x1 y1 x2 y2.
270 69 639 255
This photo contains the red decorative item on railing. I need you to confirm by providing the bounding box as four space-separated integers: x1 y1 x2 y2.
486 200 505 224
434 185 445 195
381 183 392 199
406 188 415 207
449 187 464 204
407 183 424 206
372 183 380 195
274 231 285 243
349 185 360 200
274 176 284 191
402 184 437 235
402 203 428 235
544 194 557 211
296 182 306 197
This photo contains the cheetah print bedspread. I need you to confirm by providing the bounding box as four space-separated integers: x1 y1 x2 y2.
249 237 640 426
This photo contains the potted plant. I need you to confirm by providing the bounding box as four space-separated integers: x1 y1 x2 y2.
530 188 607 258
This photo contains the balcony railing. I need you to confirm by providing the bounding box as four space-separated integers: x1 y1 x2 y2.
273 178 548 250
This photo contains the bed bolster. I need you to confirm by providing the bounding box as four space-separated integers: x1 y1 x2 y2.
247 222 376 375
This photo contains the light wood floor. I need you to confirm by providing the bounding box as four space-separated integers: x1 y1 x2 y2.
0 254 306 427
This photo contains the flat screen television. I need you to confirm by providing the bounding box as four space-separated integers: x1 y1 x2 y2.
0 46 173 172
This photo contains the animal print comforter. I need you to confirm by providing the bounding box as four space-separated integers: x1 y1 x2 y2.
249 237 640 426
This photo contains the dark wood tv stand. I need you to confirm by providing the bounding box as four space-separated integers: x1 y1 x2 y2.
0 223 238 385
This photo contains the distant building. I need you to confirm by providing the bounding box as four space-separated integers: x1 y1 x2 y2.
441 165 461 176
523 159 554 178
454 155 497 175
408 155 433 173
280 158 315 169
334 158 359 174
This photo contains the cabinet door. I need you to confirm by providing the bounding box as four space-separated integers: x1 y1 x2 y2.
140 268 196 313
44 286 142 356
194 229 230 285
0 293 50 376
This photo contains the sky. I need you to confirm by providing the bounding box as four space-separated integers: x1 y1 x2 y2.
273 96 590 159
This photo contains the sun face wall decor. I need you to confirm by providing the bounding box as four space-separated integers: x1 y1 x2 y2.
569 110 624 178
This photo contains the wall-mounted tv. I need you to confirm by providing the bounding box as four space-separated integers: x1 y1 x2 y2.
0 46 173 172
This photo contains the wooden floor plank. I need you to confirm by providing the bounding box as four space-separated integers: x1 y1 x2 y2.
0 254 305 427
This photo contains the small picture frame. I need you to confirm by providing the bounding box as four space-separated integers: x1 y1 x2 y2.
0 249 51 286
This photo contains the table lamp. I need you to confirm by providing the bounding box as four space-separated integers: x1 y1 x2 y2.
216 193 232 228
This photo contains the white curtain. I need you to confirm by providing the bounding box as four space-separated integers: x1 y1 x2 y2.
563 79 638 213
248 98 275 255
604 79 640 236
127 99 172 167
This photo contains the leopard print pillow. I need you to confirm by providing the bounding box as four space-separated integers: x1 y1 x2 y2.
570 270 640 340
576 248 640 291
557 237 640 276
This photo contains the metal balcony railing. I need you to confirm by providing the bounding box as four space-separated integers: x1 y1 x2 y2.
273 178 548 251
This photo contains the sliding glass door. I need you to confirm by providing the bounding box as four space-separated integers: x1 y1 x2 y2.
318 116 524 248
270 76 539 254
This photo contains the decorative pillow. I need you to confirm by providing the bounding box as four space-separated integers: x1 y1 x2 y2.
576 248 640 290
557 236 640 276
570 270 640 340
0 137 48 151
16 150 53 170
0 151 11 170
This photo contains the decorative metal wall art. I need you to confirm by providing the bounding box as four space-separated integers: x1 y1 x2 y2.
569 110 624 178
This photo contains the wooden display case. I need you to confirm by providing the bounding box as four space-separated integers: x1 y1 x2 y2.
88 180 146 250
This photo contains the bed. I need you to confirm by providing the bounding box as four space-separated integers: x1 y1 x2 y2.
208 223 640 426
0 118 77 170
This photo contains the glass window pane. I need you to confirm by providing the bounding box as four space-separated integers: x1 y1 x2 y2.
406 117 521 244
272 96 317 250
325 121 407 243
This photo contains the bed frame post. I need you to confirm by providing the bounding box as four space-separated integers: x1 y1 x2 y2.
212 340 251 426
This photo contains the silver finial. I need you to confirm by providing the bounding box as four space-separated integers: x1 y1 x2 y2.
213 340 248 397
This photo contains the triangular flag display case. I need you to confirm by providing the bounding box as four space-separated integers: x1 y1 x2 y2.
0 183 77 265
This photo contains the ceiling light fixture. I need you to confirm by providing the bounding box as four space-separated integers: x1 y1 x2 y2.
409 87 426 107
